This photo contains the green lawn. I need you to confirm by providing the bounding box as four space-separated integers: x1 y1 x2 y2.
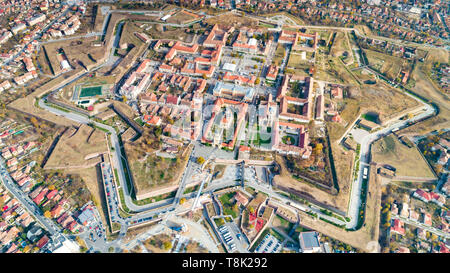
219 192 238 218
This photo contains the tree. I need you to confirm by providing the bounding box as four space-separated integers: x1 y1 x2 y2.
196 156 205 165
44 211 51 218
313 143 323 155
255 78 260 85
179 197 186 205
154 126 162 137
163 241 172 250
430 234 438 241
30 117 39 128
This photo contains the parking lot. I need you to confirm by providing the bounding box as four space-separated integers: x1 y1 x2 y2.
80 203 107 247
100 162 121 223
255 233 282 253
218 222 241 253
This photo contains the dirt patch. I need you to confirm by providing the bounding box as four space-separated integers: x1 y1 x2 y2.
44 124 108 169
365 49 409 81
330 31 350 58
273 154 348 213
205 13 259 28
124 129 191 198
43 36 107 75
93 5 105 33
166 10 201 25
143 233 172 253
372 135 435 179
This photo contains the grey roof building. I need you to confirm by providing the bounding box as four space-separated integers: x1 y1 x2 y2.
298 231 322 253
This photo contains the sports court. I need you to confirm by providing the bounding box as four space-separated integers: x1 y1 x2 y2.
80 86 103 98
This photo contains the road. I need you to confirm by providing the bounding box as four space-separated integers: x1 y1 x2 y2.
392 214 450 239
0 158 67 251
244 179 346 227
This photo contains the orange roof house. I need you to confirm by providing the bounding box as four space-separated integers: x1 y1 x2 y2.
223 72 256 86
272 121 311 158
391 219 405 235
203 24 234 48
265 65 278 81
278 30 318 52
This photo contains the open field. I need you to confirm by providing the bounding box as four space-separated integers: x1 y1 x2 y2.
265 12 306 25
286 52 311 73
44 124 108 169
327 98 360 141
41 36 107 76
142 24 193 42
331 57 360 85
365 49 408 80
124 133 191 198
353 68 377 83
272 215 294 234
315 63 343 84
330 31 350 59
398 49 450 135
358 82 419 122
128 154 183 194
204 13 259 28
166 10 201 25
327 80 418 143
273 43 286 66
118 21 145 48
315 30 333 44
355 25 372 37
372 135 436 179
316 56 358 85
274 155 349 213
92 4 105 33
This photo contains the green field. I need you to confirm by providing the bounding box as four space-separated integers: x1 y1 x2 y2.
80 86 103 98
